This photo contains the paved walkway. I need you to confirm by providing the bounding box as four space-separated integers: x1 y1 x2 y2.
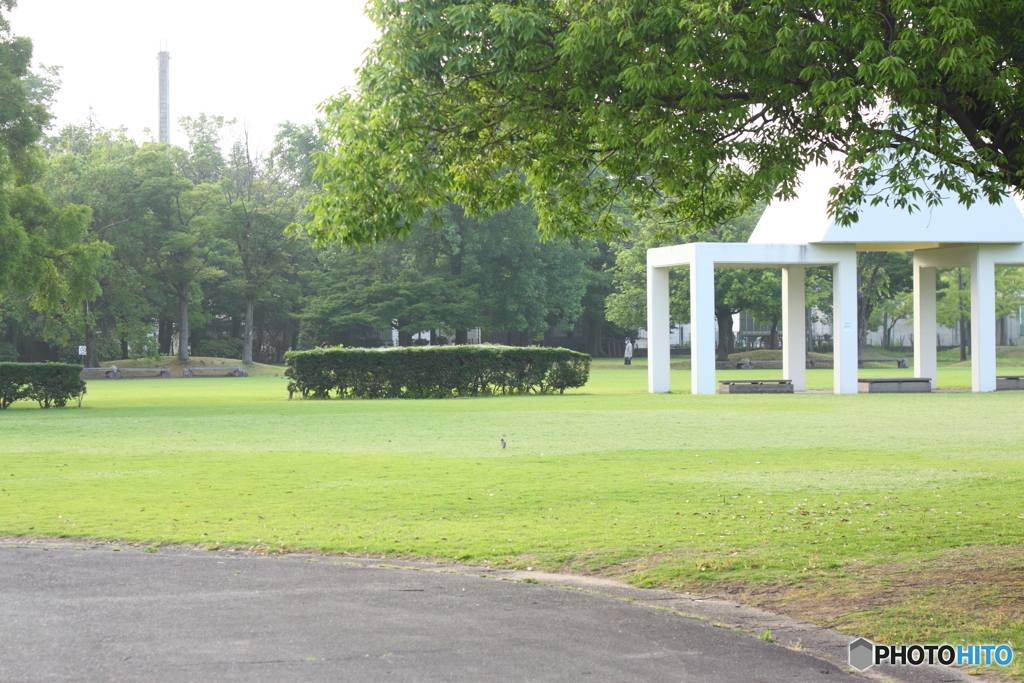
0 542 973 682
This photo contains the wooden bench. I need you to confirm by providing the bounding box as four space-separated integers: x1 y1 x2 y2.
719 379 794 394
858 358 909 369
858 377 931 393
997 375 1024 390
183 366 248 378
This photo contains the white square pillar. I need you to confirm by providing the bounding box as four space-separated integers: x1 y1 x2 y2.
912 261 937 389
647 263 671 393
970 248 997 392
832 249 859 394
782 266 806 391
690 251 717 395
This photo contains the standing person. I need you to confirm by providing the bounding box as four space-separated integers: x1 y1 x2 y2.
624 337 633 365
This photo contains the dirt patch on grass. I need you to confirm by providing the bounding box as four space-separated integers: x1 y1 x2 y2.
723 546 1023 627
628 546 1024 666
584 546 1024 678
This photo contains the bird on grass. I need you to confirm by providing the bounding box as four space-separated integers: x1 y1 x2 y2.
501 438 506 450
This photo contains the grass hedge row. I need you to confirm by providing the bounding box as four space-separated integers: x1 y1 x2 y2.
285 346 591 399
0 363 86 409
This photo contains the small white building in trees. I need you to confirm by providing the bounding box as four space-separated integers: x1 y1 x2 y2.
646 163 1024 394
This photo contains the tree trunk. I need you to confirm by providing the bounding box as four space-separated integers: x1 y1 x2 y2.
588 317 604 357
82 301 99 368
857 252 885 350
957 268 968 361
715 306 733 361
768 318 779 350
243 295 254 365
255 323 265 363
398 329 413 347
158 319 173 355
120 338 129 360
177 285 190 362
958 315 968 361
805 307 813 353
455 328 468 345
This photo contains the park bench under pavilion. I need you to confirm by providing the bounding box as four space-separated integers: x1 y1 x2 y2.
646 162 1024 395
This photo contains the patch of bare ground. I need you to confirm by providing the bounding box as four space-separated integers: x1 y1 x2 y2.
732 546 1024 637
598 546 1024 680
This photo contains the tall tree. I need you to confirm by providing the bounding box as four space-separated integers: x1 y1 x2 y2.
175 114 232 185
856 252 913 348
937 268 972 361
126 146 223 361
0 8 105 358
304 0 1024 247
43 125 164 362
216 133 299 364
936 266 1024 358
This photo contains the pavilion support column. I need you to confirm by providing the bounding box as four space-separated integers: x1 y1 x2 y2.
690 251 717 395
832 248 859 394
970 247 997 392
782 266 806 391
913 261 937 389
647 263 671 394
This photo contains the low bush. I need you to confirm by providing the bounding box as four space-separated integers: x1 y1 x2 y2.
0 341 18 362
0 363 86 409
285 346 590 399
194 338 243 359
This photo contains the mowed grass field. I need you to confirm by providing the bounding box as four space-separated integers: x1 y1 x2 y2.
3 362 1024 677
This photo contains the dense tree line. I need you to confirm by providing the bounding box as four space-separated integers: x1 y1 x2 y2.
1 115 634 363
6 115 1022 365
5 0 1024 365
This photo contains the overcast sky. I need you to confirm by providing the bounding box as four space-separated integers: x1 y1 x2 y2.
8 0 379 149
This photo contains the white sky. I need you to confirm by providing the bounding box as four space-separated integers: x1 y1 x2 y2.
8 0 379 148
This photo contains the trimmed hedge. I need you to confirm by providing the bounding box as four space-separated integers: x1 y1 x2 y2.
0 363 87 409
285 346 591 399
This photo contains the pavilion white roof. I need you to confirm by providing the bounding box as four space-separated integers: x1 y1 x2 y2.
748 161 1024 249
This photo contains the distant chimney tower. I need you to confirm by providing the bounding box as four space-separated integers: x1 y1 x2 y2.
158 50 170 143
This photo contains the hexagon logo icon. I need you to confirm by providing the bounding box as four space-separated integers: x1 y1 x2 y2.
849 638 874 671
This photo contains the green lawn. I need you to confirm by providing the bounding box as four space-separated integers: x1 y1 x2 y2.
3 369 1023 678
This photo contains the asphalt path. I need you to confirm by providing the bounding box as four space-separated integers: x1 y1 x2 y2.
0 543 970 683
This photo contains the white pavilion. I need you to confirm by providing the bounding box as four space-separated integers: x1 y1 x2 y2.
646 163 1024 394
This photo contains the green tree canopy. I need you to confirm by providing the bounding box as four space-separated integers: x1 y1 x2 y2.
1 5 104 349
298 202 593 348
304 0 1024 246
